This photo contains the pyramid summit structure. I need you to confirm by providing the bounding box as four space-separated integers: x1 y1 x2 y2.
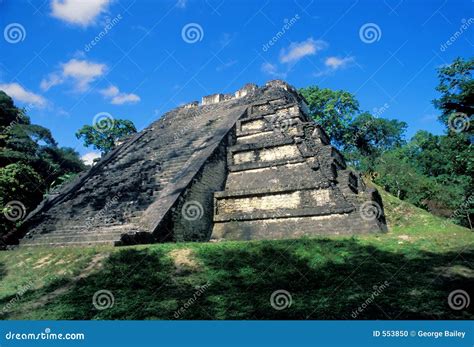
19 80 387 247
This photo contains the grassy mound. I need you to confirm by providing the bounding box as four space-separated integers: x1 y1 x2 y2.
0 189 472 320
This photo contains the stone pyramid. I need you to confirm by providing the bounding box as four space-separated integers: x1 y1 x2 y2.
19 80 387 247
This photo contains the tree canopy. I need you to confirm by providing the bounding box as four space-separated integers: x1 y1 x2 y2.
0 91 85 244
300 56 473 228
76 118 137 155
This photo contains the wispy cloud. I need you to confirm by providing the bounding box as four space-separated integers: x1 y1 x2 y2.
279 38 327 64
314 56 355 77
176 0 187 9
218 32 234 48
261 62 287 79
0 82 47 108
41 59 107 92
324 56 355 70
50 0 111 27
99 85 140 105
216 59 238 72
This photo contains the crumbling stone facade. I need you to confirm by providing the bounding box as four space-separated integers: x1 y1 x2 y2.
19 80 387 247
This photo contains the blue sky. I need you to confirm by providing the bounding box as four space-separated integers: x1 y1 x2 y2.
1 0 472 163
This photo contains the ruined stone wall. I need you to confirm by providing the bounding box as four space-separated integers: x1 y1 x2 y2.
211 84 387 240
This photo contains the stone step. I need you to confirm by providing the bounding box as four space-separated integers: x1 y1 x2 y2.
24 230 127 238
21 240 118 247
26 226 137 235
21 234 123 246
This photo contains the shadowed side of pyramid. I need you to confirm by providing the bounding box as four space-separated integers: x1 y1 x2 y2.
18 81 387 247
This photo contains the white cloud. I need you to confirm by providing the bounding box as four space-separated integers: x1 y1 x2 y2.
111 93 140 105
62 59 106 90
279 38 327 64
99 84 140 105
41 59 107 92
50 0 111 27
261 62 287 79
81 151 101 165
176 0 187 9
40 73 63 91
99 85 119 97
314 56 356 77
0 83 47 108
325 56 355 70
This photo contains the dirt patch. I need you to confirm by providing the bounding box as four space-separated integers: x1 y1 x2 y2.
33 255 53 269
170 248 199 273
27 253 109 310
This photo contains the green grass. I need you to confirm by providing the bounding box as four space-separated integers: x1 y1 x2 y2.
0 188 472 320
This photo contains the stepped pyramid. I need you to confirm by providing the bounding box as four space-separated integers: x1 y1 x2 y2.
19 80 387 247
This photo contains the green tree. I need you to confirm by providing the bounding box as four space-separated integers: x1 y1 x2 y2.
0 91 85 244
433 57 473 133
432 57 473 227
76 119 136 155
343 112 407 171
299 86 359 145
0 163 44 243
